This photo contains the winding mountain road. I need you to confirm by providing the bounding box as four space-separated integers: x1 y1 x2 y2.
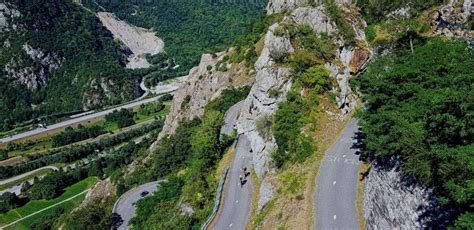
211 134 253 230
113 181 160 230
314 119 361 230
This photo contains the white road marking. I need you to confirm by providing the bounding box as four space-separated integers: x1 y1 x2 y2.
333 215 337 220
235 200 239 203
333 181 337 185
343 155 346 158
229 223 233 227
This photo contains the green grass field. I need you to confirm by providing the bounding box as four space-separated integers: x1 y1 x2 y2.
5 193 86 230
0 168 53 191
0 177 98 228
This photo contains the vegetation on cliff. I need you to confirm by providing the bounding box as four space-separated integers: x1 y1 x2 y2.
354 38 473 227
82 0 268 71
0 0 144 131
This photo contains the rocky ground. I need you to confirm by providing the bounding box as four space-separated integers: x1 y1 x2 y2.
97 12 164 69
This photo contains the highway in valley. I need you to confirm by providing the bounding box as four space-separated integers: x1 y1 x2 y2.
314 119 361 230
0 95 166 144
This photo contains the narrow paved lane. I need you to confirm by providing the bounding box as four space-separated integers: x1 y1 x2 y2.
211 135 253 230
314 119 361 230
220 100 244 136
113 181 160 230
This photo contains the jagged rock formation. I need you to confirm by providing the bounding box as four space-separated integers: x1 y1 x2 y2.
235 0 370 210
363 159 435 230
4 44 63 90
237 23 293 180
158 52 254 139
80 178 117 208
266 0 316 14
431 0 473 38
97 12 165 69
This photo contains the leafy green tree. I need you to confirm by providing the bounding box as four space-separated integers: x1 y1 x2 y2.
353 38 474 226
0 192 21 213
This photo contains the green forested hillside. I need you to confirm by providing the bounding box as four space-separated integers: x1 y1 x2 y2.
0 0 142 131
354 38 474 227
82 0 268 70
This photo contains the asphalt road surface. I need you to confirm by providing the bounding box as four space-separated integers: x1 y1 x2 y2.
0 166 58 186
211 134 253 230
220 100 244 136
314 119 361 230
113 181 160 230
0 95 164 144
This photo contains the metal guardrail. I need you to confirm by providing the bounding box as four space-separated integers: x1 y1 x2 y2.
201 167 229 230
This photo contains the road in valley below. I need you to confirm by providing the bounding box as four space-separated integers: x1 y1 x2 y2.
0 166 58 186
0 95 165 144
113 181 160 230
211 134 253 230
314 119 361 230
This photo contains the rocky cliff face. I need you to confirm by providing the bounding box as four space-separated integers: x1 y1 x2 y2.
236 0 371 210
431 0 473 38
4 44 63 90
158 51 254 140
363 159 436 230
80 178 117 208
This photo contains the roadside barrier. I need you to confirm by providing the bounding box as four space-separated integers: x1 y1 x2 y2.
201 167 229 230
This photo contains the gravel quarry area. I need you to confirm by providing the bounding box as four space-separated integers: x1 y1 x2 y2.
97 12 164 69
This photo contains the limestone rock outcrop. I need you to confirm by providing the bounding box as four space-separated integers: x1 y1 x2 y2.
431 0 473 38
266 0 317 15
363 159 435 230
290 7 336 34
81 178 117 207
158 52 253 139
237 67 292 179
4 44 63 90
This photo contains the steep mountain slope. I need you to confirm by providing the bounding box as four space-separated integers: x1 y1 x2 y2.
0 0 143 131
81 0 268 71
31 0 472 229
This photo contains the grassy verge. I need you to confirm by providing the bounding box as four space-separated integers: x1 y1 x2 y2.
247 95 356 229
356 162 370 230
0 156 26 167
0 168 53 191
0 177 98 226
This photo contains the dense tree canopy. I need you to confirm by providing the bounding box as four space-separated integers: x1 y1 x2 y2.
353 38 473 226
82 0 268 70
0 0 143 131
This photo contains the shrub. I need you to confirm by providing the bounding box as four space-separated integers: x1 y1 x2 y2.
256 114 274 140
324 0 357 46
105 109 135 128
298 65 331 93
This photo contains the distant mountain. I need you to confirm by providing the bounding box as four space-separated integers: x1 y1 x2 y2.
0 0 143 131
